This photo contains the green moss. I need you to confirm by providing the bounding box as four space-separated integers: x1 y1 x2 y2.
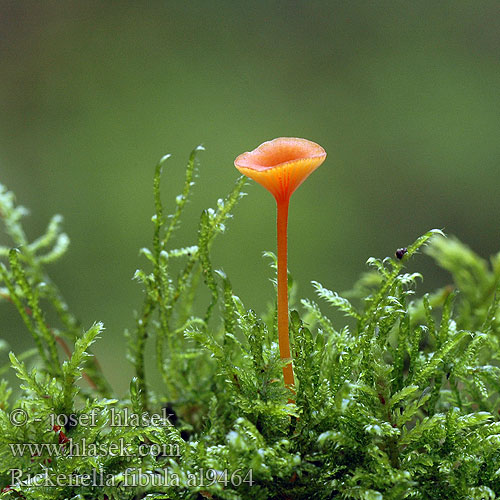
0 148 500 499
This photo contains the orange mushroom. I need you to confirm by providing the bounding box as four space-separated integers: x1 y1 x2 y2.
235 137 327 395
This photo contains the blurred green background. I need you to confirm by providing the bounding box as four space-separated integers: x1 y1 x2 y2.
1 1 499 394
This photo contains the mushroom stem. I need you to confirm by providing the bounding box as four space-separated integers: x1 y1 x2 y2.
276 198 295 393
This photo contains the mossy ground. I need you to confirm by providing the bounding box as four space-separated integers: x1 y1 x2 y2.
1 148 500 499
